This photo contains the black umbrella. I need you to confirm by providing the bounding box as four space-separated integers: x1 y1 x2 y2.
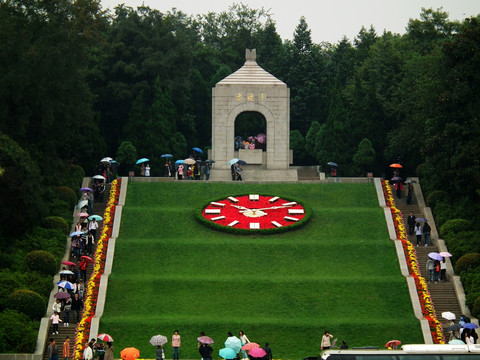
445 324 462 332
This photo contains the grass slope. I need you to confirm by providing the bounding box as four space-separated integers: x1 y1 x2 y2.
100 182 422 359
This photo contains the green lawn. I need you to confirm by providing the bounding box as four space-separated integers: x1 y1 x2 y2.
99 182 422 359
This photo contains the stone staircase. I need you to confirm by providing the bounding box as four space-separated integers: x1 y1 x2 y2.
393 185 462 338
297 167 318 180
43 185 110 359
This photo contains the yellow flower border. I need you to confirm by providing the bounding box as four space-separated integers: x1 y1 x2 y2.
73 179 121 358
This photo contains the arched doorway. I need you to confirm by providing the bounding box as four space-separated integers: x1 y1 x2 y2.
234 111 267 152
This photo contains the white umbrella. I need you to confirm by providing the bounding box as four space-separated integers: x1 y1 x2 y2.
184 158 196 165
150 335 168 346
92 175 106 180
442 311 456 321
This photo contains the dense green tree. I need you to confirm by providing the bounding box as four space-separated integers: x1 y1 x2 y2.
116 141 138 175
290 130 307 165
353 138 376 175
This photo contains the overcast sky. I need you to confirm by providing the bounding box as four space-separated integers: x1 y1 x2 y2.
100 0 480 44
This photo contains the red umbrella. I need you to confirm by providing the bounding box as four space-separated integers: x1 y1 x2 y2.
389 163 403 168
80 255 94 263
242 343 260 350
97 334 114 342
385 340 401 348
62 261 76 267
249 348 266 358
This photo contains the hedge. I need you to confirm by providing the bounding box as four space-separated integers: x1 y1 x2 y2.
455 253 480 274
440 218 472 237
7 289 45 320
44 216 70 235
25 250 58 276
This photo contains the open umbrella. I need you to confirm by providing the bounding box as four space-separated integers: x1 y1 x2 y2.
385 340 401 348
439 251 452 257
389 163 403 168
390 176 402 182
57 281 75 290
136 158 149 165
192 147 203 153
445 324 462 332
69 231 83 237
54 292 71 299
449 339 465 345
80 255 94 263
100 157 112 163
121 347 140 360
249 348 267 358
219 348 237 359
228 158 239 166
80 187 93 192
184 158 196 165
175 160 184 164
463 323 479 329
161 154 173 158
59 270 74 275
150 335 168 346
197 336 214 345
225 336 242 353
428 252 443 261
327 162 338 167
255 133 266 144
92 175 106 180
77 212 89 218
415 218 427 222
97 334 114 342
205 160 216 164
236 160 247 166
62 261 76 267
442 312 456 321
88 215 102 221
77 200 88 209
405 179 417 184
242 343 259 350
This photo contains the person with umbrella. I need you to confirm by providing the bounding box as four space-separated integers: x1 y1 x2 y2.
407 212 416 237
426 257 435 283
239 330 249 360
79 258 88 282
204 162 211 181
104 341 114 360
199 341 213 360
88 218 98 239
263 343 272 360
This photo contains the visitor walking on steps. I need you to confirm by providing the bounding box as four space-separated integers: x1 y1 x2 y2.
172 330 181 360
426 258 435 283
407 212 416 236
63 337 70 360
50 311 62 334
423 220 431 246
47 338 58 360
415 222 422 246
441 259 447 282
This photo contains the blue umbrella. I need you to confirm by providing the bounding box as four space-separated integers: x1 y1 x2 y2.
175 160 184 164
219 348 237 359
237 160 247 166
192 147 203 153
224 336 242 353
88 215 102 221
136 158 149 165
69 231 84 237
464 323 479 329
228 158 239 166
57 281 75 290
327 161 338 167
161 154 173 158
